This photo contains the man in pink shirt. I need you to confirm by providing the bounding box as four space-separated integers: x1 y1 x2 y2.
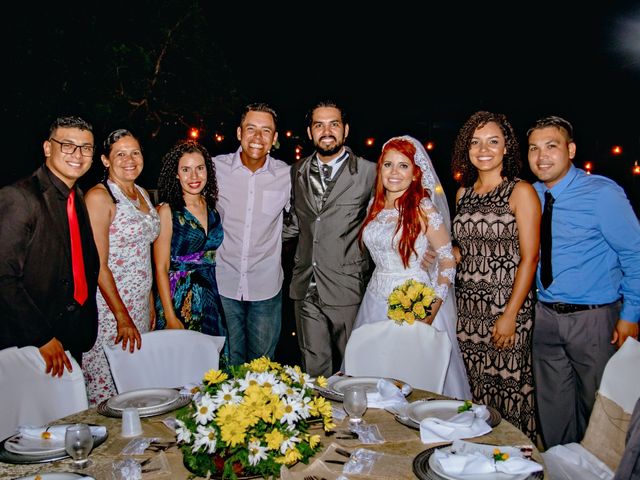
213 103 291 366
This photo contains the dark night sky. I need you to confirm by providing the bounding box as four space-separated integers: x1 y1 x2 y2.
2 1 640 209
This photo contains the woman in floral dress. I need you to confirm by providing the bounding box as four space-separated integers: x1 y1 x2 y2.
153 140 228 357
82 129 160 405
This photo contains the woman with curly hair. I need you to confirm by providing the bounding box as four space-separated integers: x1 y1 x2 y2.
153 140 228 350
451 111 541 441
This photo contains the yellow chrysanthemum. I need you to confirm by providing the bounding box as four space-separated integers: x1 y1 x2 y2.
309 396 332 417
308 434 321 449
264 429 285 450
316 375 328 388
220 421 247 447
279 447 303 465
203 369 228 385
215 403 240 426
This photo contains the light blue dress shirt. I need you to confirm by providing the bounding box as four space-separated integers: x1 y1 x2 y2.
533 164 640 322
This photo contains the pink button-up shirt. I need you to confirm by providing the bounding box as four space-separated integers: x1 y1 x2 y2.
213 148 291 301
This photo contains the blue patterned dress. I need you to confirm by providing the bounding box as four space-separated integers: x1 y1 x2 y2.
155 206 228 356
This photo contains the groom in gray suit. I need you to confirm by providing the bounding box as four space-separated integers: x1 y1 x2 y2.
285 100 376 377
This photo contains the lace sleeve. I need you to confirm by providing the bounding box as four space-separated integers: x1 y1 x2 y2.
422 198 456 300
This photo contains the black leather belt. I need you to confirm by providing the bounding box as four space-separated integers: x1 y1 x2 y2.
540 301 614 314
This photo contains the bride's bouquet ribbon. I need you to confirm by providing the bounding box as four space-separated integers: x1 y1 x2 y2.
419 406 491 444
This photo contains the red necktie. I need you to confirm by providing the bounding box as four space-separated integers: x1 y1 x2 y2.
67 190 88 305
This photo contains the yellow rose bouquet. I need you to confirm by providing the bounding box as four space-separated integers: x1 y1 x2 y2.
175 357 334 479
387 279 437 325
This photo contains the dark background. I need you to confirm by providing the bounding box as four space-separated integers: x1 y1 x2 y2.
3 1 639 364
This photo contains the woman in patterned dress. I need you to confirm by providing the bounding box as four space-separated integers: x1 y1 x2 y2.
451 111 541 440
82 129 160 405
153 140 228 356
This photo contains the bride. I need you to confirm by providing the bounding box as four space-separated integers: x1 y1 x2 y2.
348 135 470 400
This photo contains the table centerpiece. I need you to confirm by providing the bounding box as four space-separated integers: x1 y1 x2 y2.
175 356 334 479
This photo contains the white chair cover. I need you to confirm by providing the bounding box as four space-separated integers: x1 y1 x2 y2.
541 337 640 479
0 346 88 441
598 337 640 414
103 330 226 393
344 321 451 393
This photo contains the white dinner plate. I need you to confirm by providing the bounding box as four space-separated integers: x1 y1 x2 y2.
106 387 180 412
407 400 490 425
4 432 66 456
329 376 412 396
428 446 528 480
14 473 95 480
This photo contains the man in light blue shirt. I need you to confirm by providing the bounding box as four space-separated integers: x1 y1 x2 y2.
527 115 640 449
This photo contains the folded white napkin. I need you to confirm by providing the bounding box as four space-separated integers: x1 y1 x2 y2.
433 440 543 476
419 406 491 444
18 424 106 441
366 378 410 409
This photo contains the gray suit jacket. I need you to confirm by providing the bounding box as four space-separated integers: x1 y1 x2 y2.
285 147 376 305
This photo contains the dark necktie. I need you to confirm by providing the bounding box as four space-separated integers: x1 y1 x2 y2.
321 164 332 183
67 190 88 305
540 191 555 289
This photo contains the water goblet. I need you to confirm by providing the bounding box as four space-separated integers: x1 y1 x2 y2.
65 423 94 469
343 385 367 426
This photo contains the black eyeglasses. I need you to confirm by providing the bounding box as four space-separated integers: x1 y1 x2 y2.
49 138 95 157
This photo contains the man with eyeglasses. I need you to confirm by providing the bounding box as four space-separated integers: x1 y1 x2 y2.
0 115 100 377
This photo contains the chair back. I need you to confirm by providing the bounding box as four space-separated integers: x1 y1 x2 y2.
543 337 640 478
103 330 226 393
344 321 452 393
0 346 88 441
598 336 640 413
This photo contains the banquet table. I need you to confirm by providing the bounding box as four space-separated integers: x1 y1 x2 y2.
0 388 546 479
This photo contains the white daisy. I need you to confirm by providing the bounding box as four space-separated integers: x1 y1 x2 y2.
193 393 216 425
212 382 242 408
237 372 261 391
280 397 302 426
191 424 218 454
175 419 193 443
247 439 268 466
279 434 300 454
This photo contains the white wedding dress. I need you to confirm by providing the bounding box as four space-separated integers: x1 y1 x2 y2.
351 198 471 400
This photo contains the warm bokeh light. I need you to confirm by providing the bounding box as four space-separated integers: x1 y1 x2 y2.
633 161 640 175
214 133 224 142
189 127 200 140
365 138 375 147
425 141 435 151
454 171 462 181
285 130 292 138
584 161 593 173
611 145 623 155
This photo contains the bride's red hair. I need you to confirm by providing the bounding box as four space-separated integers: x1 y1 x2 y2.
360 138 429 268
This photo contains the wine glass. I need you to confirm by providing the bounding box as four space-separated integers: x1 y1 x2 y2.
65 423 94 469
343 385 367 426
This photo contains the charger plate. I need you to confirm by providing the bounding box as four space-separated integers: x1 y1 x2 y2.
317 375 412 402
0 424 107 465
391 400 502 430
98 393 191 418
413 447 543 480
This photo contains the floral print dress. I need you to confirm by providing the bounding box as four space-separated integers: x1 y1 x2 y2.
82 181 160 405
